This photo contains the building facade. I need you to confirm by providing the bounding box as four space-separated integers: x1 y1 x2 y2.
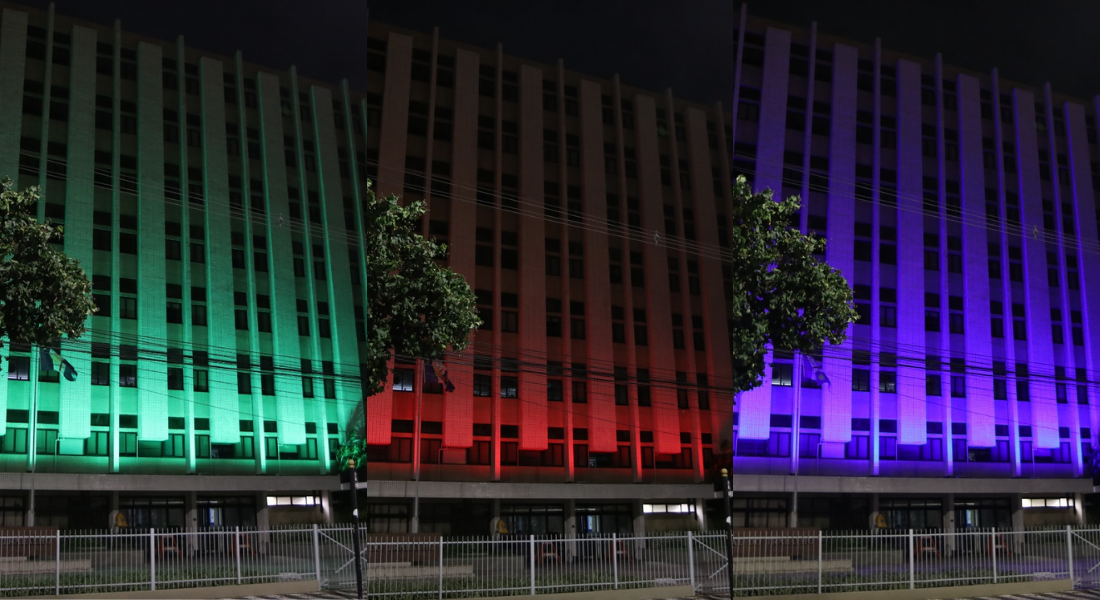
726 6 1100 530
0 3 735 535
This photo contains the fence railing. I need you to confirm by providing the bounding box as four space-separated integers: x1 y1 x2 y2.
0 525 1093 598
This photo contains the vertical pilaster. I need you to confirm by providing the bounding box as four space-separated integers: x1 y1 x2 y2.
59 25 98 444
895 59 926 445
517 64 547 452
634 94 679 456
1013 90 1059 449
0 9 28 178
311 85 360 446
821 43 859 444
135 41 168 442
957 75 995 448
199 57 240 444
578 79 615 454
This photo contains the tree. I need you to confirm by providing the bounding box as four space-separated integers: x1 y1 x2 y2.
339 180 481 461
727 175 859 394
0 177 96 361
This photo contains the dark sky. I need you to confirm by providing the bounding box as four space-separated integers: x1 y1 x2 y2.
746 0 1100 103
11 0 733 106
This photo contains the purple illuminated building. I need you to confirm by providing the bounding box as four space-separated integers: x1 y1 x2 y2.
729 7 1100 530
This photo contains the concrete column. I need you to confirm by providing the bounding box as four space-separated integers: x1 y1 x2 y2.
1010 494 1025 553
695 498 708 531
184 492 198 555
789 490 799 528
320 490 333 524
25 487 34 527
255 493 271 545
490 498 502 539
1010 494 1024 532
1075 492 1086 526
105 491 120 533
631 499 646 553
564 499 577 562
943 494 956 556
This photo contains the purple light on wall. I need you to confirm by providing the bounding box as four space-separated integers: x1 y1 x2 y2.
737 361 773 440
1032 381 1061 449
896 365 927 446
967 375 997 448
820 351 852 443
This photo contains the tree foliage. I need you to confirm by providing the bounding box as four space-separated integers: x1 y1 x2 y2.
340 182 480 466
0 178 96 360
343 181 480 454
728 175 858 394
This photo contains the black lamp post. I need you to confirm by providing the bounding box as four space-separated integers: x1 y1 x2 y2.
348 457 365 599
720 468 734 600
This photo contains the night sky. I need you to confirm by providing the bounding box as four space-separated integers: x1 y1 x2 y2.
11 0 733 107
747 0 1100 103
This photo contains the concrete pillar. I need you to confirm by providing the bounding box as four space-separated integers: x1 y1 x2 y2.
695 498 708 531
25 487 35 527
255 493 271 545
564 499 577 562
943 494 956 556
184 492 198 555
1010 494 1025 554
107 491 120 528
631 499 646 553
410 495 420 533
789 490 799 528
489 498 503 539
1010 494 1024 532
1075 492 1086 527
320 490 333 524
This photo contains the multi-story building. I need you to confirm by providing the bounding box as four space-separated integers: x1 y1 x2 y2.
726 6 1100 531
0 3 734 535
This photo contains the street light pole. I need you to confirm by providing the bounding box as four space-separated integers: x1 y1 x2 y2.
348 458 364 599
721 468 735 600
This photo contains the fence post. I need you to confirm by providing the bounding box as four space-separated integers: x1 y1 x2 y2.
991 527 997 583
612 533 619 590
907 529 914 590
54 530 60 596
1067 525 1075 584
817 530 823 595
529 534 536 595
235 526 242 585
439 535 444 600
150 528 156 591
312 525 322 592
686 531 695 592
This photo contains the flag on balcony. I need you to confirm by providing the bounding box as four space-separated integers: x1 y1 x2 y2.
803 354 830 387
40 347 77 382
428 360 456 392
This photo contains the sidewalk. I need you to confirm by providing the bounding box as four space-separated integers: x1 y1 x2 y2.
221 589 1100 600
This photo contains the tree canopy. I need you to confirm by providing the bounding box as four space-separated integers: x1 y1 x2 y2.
727 175 859 394
340 181 480 462
0 178 96 360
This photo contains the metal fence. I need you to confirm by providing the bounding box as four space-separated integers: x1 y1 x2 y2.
0 525 1095 598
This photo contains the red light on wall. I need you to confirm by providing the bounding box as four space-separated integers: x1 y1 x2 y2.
519 372 548 451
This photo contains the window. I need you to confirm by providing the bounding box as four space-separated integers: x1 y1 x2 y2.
949 313 964 334
951 375 966 398
392 369 414 392
473 374 491 397
881 305 897 328
771 363 793 387
119 364 137 387
500 376 518 398
501 311 518 333
852 369 871 392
